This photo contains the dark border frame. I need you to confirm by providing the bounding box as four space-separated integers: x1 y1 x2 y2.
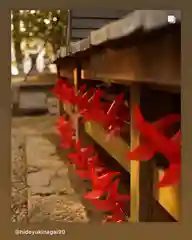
1 1 190 239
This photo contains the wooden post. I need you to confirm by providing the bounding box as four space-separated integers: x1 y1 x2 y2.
73 62 81 141
129 84 154 222
56 64 64 116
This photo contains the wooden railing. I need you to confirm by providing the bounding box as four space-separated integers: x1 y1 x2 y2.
55 10 181 222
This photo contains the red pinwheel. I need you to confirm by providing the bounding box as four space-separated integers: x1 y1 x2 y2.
104 118 125 141
76 155 109 180
96 93 124 130
67 140 95 169
57 116 66 130
82 92 126 137
51 79 77 104
83 165 120 199
57 116 75 148
76 87 95 115
101 94 125 132
73 140 96 160
105 93 124 127
60 82 76 104
82 89 107 123
127 105 181 188
77 84 87 96
85 179 130 222
51 79 66 99
103 94 129 140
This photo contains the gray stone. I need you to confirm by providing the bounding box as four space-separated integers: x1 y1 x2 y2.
19 91 47 110
26 136 63 169
27 169 56 187
50 176 74 194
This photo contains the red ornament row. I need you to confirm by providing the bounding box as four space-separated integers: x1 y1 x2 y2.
57 116 129 222
52 79 181 222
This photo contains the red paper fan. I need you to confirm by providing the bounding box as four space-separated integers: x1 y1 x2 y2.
84 166 120 199
57 116 75 148
127 105 181 187
75 155 108 179
51 79 65 99
87 179 130 222
67 141 95 169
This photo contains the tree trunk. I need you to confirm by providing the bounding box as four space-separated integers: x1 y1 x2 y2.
12 10 23 71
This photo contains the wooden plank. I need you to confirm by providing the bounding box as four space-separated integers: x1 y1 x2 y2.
84 121 130 171
141 10 181 30
107 11 141 40
151 199 177 222
129 83 140 222
90 29 180 86
90 10 181 45
137 29 180 87
90 25 109 46
63 104 74 117
140 88 180 221
129 84 154 222
57 12 180 88
157 171 180 220
59 69 74 79
72 18 116 30
59 68 95 83
73 64 81 141
70 38 90 54
90 47 140 81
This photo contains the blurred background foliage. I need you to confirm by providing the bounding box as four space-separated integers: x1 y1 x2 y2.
11 10 68 68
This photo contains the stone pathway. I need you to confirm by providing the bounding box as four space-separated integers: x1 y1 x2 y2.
11 115 89 223
26 135 88 223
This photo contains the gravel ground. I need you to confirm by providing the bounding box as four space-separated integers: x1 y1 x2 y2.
11 115 90 223
11 135 28 223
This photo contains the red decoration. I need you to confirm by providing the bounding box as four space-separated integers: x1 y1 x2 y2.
57 116 75 148
104 95 130 140
127 105 181 187
86 179 130 222
53 79 182 220
84 165 120 199
75 155 108 179
82 89 106 123
51 79 66 99
53 80 129 141
82 92 128 140
105 93 125 126
75 86 95 114
67 140 95 169
60 82 76 104
52 79 77 104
